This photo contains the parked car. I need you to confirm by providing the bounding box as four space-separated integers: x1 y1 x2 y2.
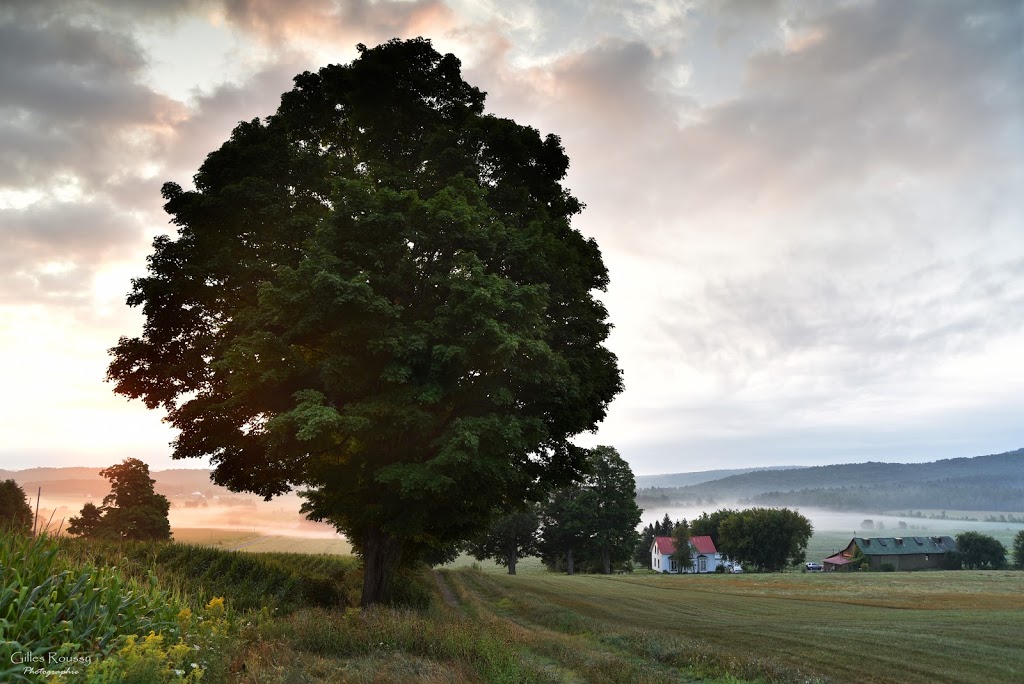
805 562 823 571
730 564 744 573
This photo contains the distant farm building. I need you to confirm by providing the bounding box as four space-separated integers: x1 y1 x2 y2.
823 536 957 571
651 535 723 573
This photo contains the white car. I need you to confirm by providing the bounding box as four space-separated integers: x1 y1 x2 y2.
730 564 744 573
805 562 823 572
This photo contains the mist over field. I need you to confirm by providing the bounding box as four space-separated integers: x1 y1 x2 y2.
640 504 1024 537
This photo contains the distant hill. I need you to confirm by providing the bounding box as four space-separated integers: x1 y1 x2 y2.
2 467 228 499
641 448 1024 513
636 466 804 489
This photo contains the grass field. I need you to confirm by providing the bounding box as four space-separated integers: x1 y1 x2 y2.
171 527 353 554
444 569 1024 684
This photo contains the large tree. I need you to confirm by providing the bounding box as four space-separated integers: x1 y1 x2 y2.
66 501 106 539
717 508 813 572
587 446 642 574
1013 530 1024 570
690 508 737 551
955 532 1007 570
106 39 621 605
538 446 640 574
538 483 595 575
0 479 33 534
465 506 540 575
68 459 171 541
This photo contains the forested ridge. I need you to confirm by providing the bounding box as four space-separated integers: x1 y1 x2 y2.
640 449 1024 512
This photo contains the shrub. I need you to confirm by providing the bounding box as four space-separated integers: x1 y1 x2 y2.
880 563 895 572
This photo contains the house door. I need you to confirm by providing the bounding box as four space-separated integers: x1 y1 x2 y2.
698 557 706 572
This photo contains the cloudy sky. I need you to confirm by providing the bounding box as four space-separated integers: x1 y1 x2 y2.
2 0 1022 476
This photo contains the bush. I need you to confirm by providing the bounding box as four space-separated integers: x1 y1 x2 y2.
880 563 895 572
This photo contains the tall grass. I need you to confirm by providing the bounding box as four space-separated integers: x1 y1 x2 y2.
57 538 361 612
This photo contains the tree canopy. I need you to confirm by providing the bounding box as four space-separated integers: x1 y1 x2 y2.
106 38 621 605
67 459 171 541
954 532 1007 570
0 479 33 534
717 508 813 572
464 505 539 575
689 508 737 550
670 518 693 572
538 446 640 574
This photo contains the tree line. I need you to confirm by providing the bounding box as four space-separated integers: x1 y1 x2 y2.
465 445 642 574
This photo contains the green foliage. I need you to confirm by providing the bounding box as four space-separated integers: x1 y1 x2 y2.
880 563 895 572
538 482 594 574
106 37 621 606
68 459 171 541
1013 530 1024 570
464 505 539 575
718 508 813 572
955 531 1007 569
58 538 361 613
690 508 738 550
0 529 233 683
66 501 104 539
587 446 644 574
539 446 641 574
635 522 657 568
0 479 32 534
670 519 693 572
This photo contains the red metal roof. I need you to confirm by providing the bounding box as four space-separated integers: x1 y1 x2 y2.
823 554 854 565
653 535 718 555
691 535 717 555
654 536 674 554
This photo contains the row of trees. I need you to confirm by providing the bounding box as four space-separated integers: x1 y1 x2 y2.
465 446 642 575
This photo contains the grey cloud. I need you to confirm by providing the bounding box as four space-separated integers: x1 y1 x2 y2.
0 16 185 192
0 200 145 305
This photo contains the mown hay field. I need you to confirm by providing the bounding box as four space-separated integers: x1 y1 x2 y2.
445 569 1023 684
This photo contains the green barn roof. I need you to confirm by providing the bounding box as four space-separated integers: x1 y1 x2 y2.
853 536 956 556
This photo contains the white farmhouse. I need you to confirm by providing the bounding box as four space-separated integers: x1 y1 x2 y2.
651 535 723 573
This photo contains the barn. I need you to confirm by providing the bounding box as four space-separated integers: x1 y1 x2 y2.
823 536 957 571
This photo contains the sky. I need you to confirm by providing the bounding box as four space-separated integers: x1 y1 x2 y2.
1 0 1022 476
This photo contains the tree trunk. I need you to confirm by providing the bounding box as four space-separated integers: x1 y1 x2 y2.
566 546 574 575
360 524 404 607
508 547 517 576
601 547 611 574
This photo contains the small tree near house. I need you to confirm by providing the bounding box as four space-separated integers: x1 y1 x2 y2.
671 519 693 573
